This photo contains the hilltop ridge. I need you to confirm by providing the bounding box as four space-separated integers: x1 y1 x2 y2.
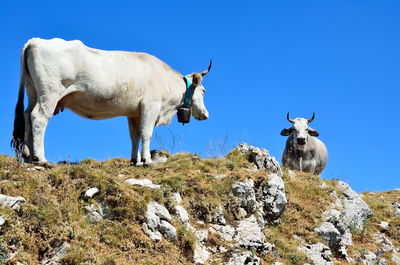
0 144 399 265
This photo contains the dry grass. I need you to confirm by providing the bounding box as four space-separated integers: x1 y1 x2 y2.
0 152 398 265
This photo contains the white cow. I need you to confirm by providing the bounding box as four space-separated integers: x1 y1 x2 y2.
280 113 328 175
11 38 211 166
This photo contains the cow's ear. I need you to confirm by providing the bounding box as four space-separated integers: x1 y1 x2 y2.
280 128 292 136
192 73 203 86
308 129 319 136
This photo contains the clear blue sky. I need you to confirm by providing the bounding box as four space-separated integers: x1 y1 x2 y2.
1 1 399 192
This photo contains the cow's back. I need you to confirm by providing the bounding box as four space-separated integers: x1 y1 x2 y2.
25 38 184 120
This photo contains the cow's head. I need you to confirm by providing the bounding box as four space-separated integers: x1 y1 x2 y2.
187 61 212 121
281 113 319 147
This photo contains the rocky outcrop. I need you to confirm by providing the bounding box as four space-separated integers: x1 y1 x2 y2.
337 181 373 231
256 173 287 224
234 215 274 253
232 179 257 214
315 181 373 259
299 242 333 265
236 143 282 176
227 251 261 265
143 202 176 241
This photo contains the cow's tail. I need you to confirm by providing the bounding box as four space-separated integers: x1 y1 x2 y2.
11 43 30 158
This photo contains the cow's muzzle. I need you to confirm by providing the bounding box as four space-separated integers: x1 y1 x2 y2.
297 137 306 145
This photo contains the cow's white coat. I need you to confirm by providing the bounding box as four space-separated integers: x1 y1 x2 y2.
16 38 209 165
281 117 328 175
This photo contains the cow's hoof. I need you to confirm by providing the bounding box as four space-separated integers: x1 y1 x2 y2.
142 160 154 167
130 159 144 167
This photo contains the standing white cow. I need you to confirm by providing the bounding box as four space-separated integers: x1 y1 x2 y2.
280 113 328 175
11 38 211 166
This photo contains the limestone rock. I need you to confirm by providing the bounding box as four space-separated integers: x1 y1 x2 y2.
299 242 333 265
0 194 26 211
356 251 388 265
174 205 190 224
41 242 70 265
210 224 235 242
159 220 177 240
193 243 210 264
234 215 274 253
315 221 352 258
172 192 182 204
232 179 257 214
84 187 99 198
257 173 287 224
143 201 175 241
227 251 261 265
337 181 373 231
236 143 282 176
393 202 400 217
150 150 168 164
211 205 226 225
125 178 160 189
0 216 5 228
84 204 103 222
148 202 171 221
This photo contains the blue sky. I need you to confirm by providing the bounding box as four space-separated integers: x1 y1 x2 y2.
1 1 399 192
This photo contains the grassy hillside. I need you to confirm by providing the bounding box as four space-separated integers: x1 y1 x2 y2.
0 151 398 265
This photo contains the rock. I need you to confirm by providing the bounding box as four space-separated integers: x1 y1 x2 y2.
195 229 209 243
288 169 296 178
41 242 70 265
232 179 257 214
28 166 46 171
356 251 388 265
193 243 210 264
227 251 261 265
392 255 400 264
143 202 175 241
257 173 287 224
213 174 227 179
379 221 389 230
125 178 161 189
234 215 274 253
84 204 103 222
148 202 171 220
315 221 352 258
299 242 333 265
150 150 168 164
320 182 328 189
393 202 400 217
142 223 162 241
0 194 26 211
0 216 5 228
84 187 99 198
159 220 177 239
174 205 190 224
373 233 398 253
172 192 182 204
337 181 373 231
210 224 235 242
212 205 226 225
236 143 282 176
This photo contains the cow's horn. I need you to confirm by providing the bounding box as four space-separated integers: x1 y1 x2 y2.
201 60 212 76
287 112 294 124
307 112 315 123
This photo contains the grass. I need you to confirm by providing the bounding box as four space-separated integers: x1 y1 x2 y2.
0 152 398 264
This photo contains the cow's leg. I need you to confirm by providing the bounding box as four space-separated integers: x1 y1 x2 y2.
30 90 59 164
127 117 142 166
22 81 37 162
140 103 160 166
